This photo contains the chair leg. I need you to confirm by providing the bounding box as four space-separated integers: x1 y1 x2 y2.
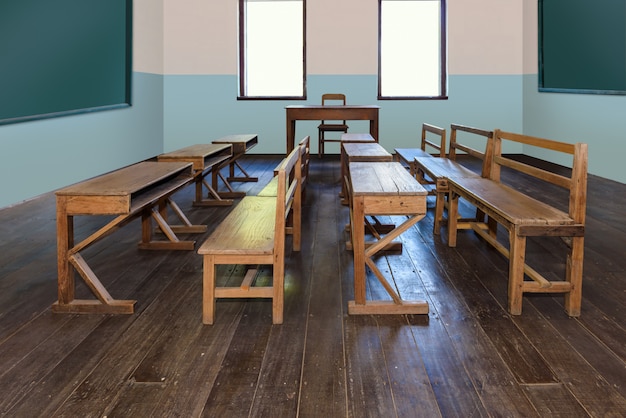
202 255 216 325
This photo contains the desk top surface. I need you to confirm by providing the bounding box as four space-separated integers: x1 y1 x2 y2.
56 161 192 197
213 134 258 144
349 162 427 196
341 133 375 142
343 143 391 159
158 143 231 159
286 105 379 110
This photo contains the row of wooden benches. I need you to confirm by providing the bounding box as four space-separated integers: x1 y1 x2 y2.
396 123 588 317
197 136 310 324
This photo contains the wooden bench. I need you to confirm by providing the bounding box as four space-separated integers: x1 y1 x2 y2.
197 144 302 324
394 123 447 178
258 136 309 250
259 136 310 199
446 130 588 316
414 124 494 234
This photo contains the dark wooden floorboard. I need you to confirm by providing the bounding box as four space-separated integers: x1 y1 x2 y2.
0 154 624 417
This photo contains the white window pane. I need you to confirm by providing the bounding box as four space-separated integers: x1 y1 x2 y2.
381 1 441 97
245 1 303 97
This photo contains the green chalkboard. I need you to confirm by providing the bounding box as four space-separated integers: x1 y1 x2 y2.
539 0 626 95
0 0 132 125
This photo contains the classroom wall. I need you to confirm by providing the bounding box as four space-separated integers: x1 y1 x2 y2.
0 0 165 209
522 1 626 183
0 0 623 209
162 0 525 156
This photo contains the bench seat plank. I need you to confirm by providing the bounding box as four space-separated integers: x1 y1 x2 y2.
449 177 574 227
395 148 432 163
415 156 479 181
197 197 276 255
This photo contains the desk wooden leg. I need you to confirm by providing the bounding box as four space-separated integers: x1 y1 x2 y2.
370 118 379 142
348 211 429 316
56 205 75 305
53 201 135 314
352 197 367 305
138 207 196 251
192 177 233 207
164 198 207 234
212 166 246 199
286 119 296 153
227 160 258 183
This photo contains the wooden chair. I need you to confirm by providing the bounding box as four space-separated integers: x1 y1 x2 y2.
318 93 349 157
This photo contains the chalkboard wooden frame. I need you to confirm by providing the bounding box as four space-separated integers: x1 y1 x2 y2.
538 0 626 95
0 0 132 125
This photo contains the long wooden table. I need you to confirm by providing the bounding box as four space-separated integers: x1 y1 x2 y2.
285 105 379 153
348 162 429 315
158 143 234 206
53 161 202 314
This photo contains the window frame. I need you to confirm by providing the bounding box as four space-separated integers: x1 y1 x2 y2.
238 0 307 100
377 0 448 100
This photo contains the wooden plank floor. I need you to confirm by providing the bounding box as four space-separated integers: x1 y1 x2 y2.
0 154 624 417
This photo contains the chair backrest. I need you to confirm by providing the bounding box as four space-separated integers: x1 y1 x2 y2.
421 123 447 157
274 142 302 253
321 93 347 124
449 123 494 178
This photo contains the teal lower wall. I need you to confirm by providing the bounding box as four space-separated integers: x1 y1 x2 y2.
523 74 626 183
163 74 524 155
3 72 621 209
0 72 164 209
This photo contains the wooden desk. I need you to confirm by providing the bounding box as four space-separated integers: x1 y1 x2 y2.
285 105 380 153
158 143 234 206
348 162 428 315
54 161 201 314
340 142 392 203
212 134 259 198
340 133 376 143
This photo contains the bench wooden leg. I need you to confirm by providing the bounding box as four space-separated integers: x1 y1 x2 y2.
447 191 459 247
273 260 284 324
433 187 446 235
564 236 584 316
202 255 216 325
508 228 526 315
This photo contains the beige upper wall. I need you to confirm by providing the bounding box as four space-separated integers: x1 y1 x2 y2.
523 0 538 74
138 0 524 76
134 0 164 74
448 0 524 74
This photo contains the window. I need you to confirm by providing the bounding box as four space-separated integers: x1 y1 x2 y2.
378 0 447 99
239 0 306 99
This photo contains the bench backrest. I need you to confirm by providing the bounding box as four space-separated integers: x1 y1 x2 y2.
449 123 494 178
421 123 447 157
274 142 302 253
298 135 310 193
490 129 588 224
